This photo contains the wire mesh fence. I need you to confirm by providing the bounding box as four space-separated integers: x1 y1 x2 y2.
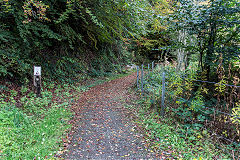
135 62 240 154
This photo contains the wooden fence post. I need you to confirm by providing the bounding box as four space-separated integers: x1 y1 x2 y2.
148 63 150 74
141 64 144 96
137 66 139 90
161 71 166 117
152 61 154 71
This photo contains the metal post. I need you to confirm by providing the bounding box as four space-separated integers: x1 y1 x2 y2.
153 93 157 112
141 64 144 96
34 66 41 98
35 76 41 97
148 64 150 73
137 66 139 90
161 72 166 117
148 64 150 78
152 61 154 71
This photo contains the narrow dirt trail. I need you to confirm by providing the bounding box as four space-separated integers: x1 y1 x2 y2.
61 73 160 160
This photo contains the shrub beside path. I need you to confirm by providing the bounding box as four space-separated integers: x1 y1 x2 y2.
60 73 163 159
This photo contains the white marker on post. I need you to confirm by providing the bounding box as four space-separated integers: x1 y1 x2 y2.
34 66 41 76
33 66 42 97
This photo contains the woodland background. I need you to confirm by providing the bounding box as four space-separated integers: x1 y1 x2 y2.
0 0 239 159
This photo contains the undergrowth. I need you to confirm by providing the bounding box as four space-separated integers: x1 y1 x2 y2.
128 64 239 159
126 98 230 159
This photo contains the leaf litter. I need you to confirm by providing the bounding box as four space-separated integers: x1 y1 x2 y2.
58 73 171 159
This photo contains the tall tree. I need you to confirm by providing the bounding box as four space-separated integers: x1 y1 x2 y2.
167 0 239 78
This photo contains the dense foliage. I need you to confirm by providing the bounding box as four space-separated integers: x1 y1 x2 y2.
1 0 239 81
164 0 240 132
167 0 240 74
0 0 154 81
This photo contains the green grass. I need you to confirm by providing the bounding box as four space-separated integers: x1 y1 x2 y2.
141 114 225 159
0 80 88 159
0 87 72 159
0 105 71 159
124 97 231 160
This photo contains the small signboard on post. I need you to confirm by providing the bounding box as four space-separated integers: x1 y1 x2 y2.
33 66 41 97
34 66 41 76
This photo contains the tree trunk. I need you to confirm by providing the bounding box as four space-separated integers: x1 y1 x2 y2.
205 17 217 80
176 30 187 72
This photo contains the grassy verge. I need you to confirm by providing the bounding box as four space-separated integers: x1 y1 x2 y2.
124 94 231 160
0 85 73 159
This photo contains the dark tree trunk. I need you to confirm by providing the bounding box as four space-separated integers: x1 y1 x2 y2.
205 16 217 80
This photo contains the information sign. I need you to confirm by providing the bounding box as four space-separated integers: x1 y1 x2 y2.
34 66 41 76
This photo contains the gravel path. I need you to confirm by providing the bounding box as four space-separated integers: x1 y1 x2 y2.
61 73 161 160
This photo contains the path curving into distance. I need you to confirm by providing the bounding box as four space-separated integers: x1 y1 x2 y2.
60 73 162 160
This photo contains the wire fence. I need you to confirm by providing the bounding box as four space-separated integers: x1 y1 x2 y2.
135 62 240 148
180 75 240 88
136 62 240 117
